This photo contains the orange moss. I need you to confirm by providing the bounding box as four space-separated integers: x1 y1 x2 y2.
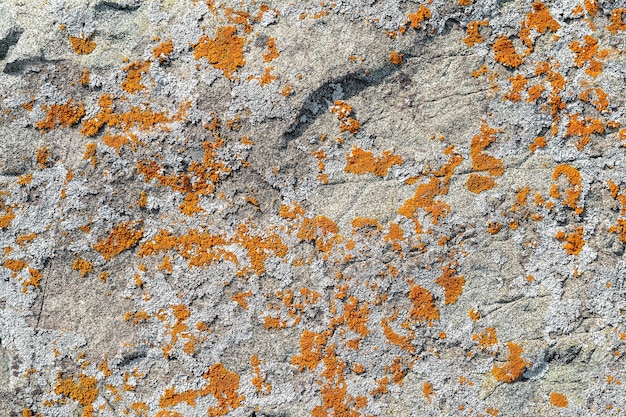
435 266 465 304
389 50 403 65
607 9 626 33
72 256 93 277
550 164 583 214
54 373 99 417
464 20 488 46
492 342 531 383
472 327 498 349
193 26 245 78
122 60 151 94
493 36 523 68
69 34 96 55
292 330 328 371
503 74 528 102
422 381 434 403
407 5 431 29
93 221 144 261
36 99 85 133
550 392 568 407
409 285 439 324
345 146 403 177
263 37 279 62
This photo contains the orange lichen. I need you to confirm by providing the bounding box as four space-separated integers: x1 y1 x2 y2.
122 60 151 94
493 36 523 68
565 113 604 150
472 327 498 350
607 9 626 33
259 66 277 86
556 227 585 255
492 342 531 383
469 121 505 176
422 381 434 403
0 207 15 229
503 74 528 102
250 355 271 395
579 88 609 113
529 136 547 152
464 20 488 46
72 256 93 278
344 296 370 337
263 37 279 62
407 5 431 29
232 290 252 309
152 40 174 61
467 174 497 194
469 309 480 321
93 221 144 261
550 392 568 407
389 50 403 65
345 146 403 177
550 164 583 214
54 373 99 417
22 268 42 292
16 233 37 245
381 317 415 353
525 2 560 33
292 330 328 371
83 143 98 167
204 363 245 416
569 35 604 77
69 34 96 55
193 26 245 78
78 69 90 86
36 99 85 133
409 285 439 324
584 0 599 16
4 259 27 272
435 266 465 304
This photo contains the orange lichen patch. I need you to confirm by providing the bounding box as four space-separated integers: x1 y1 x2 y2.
469 121 505 177
565 113 604 150
409 285 439 324
152 40 174 61
72 256 93 278
584 0 599 16
422 381 434 403
407 5 431 29
4 258 27 272
550 164 583 215
124 310 150 324
343 296 370 337
93 221 144 261
83 143 98 167
263 37 279 62
550 392 568 407
250 355 271 395
486 408 499 416
569 35 604 77
156 412 183 417
345 146 403 177
330 100 352 119
469 309 480 321
263 315 284 330
292 330 328 371
492 342 531 383
464 20 488 46
555 227 585 255
493 36 523 68
399 178 450 234
607 9 626 33
232 290 253 309
467 174 497 194
54 372 99 417
389 50 403 65
525 2 560 33
380 318 415 353
472 327 498 350
351 217 380 231
17 173 32 185
22 268 42 293
69 34 96 55
193 26 245 78
609 219 626 243
259 66 277 86
122 60 151 94
579 88 609 113
78 69 90 86
503 74 528 102
487 222 502 234
384 222 406 251
0 207 15 229
435 266 465 304
16 233 37 245
36 99 85 133
279 202 306 220
529 136 547 152
526 84 545 102
162 304 191 357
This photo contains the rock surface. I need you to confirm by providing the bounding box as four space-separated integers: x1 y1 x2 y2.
1 0 626 416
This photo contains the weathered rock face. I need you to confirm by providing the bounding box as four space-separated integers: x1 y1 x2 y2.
1 0 626 416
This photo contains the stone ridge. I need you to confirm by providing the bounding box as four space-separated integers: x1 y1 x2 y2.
0 1 625 416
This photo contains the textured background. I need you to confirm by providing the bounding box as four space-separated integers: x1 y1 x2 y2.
1 0 626 416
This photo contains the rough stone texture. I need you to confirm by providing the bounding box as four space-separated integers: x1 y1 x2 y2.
1 0 626 416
